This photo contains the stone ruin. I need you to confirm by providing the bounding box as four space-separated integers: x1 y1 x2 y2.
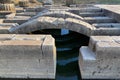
0 0 120 79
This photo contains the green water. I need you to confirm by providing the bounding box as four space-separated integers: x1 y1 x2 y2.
32 29 89 80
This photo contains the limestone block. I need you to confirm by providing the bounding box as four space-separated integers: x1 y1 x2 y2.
0 23 19 27
15 7 25 13
94 28 120 36
96 41 120 59
84 17 115 24
0 0 12 3
69 7 102 15
89 36 113 52
93 23 120 28
0 19 3 23
42 35 56 76
0 26 11 34
16 12 36 17
79 12 104 17
79 46 120 79
5 13 16 19
0 23 19 34
0 34 56 79
4 16 31 24
0 4 16 13
19 0 30 7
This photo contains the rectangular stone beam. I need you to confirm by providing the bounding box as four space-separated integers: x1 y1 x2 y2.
3 16 31 24
84 17 115 24
0 34 56 79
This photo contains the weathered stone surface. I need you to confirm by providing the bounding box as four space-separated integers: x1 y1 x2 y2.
5 13 16 18
19 0 30 7
15 7 25 13
9 16 94 36
4 16 31 24
69 7 102 15
0 34 56 79
95 5 120 22
89 36 113 52
0 26 11 33
38 11 84 19
0 4 16 13
0 19 3 23
16 12 36 17
93 23 120 28
79 36 120 79
79 12 104 17
0 23 19 27
84 17 115 24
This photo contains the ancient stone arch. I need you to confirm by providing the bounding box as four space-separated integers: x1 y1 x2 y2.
30 11 84 20
9 16 94 36
38 11 83 19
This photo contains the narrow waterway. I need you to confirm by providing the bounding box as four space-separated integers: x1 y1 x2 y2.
32 29 89 80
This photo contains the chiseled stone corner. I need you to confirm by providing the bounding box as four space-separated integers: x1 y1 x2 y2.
79 36 120 79
0 34 56 79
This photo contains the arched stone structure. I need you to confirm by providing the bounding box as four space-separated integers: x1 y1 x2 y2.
39 11 84 19
30 11 84 20
9 16 95 36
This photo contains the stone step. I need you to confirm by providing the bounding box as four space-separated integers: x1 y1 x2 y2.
0 34 56 79
16 12 37 17
79 36 120 79
0 26 11 34
15 7 25 13
79 47 120 79
0 23 19 34
79 7 102 12
4 16 31 24
0 23 19 27
79 12 104 17
0 19 3 23
84 17 116 24
89 36 120 58
96 41 120 58
92 23 120 28
69 7 102 15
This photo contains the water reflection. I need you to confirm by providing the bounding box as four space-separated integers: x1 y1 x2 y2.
32 29 89 80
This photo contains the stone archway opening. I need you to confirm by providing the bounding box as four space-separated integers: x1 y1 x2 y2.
30 28 89 80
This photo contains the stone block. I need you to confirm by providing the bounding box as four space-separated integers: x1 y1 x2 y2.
79 46 120 79
0 23 19 26
80 12 104 17
89 36 113 52
84 17 115 24
0 26 11 34
0 34 56 79
16 12 36 17
96 41 120 59
0 19 3 23
4 16 31 24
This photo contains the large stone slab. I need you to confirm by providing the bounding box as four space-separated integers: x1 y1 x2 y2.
79 12 104 17
4 16 31 24
79 36 120 79
0 23 19 34
0 34 56 79
84 17 115 24
79 47 120 79
0 26 11 34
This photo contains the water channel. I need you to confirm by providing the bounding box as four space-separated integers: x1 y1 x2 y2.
32 29 89 80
